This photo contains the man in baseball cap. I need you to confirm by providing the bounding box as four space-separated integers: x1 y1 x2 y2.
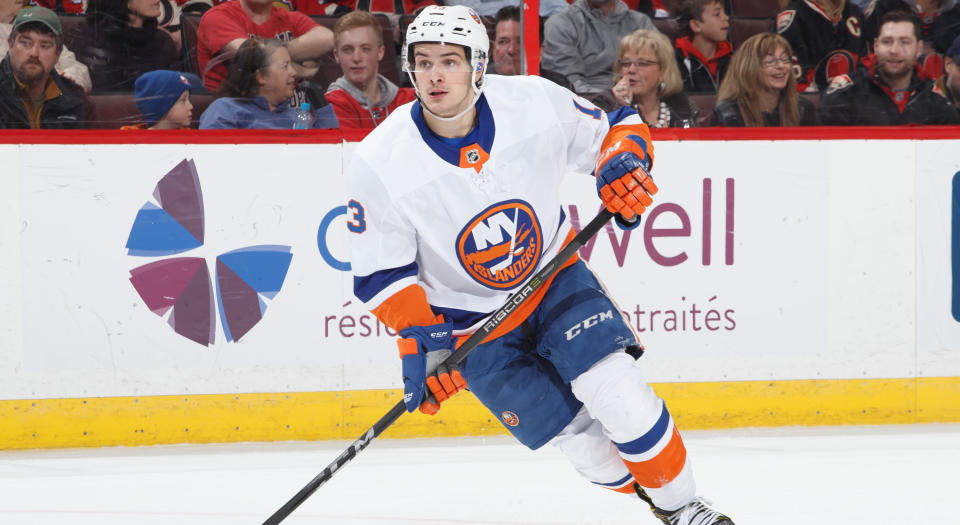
0 6 91 128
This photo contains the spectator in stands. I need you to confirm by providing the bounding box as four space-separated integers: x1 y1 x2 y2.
541 0 657 95
864 0 960 55
597 29 699 126
196 0 334 93
447 0 569 18
28 0 85 15
122 70 195 129
290 0 436 20
0 7 92 128
711 32 818 126
673 0 731 93
490 5 572 90
1 0 91 92
72 0 183 92
938 35 960 111
199 37 338 129
777 0 867 92
819 10 960 124
325 11 415 129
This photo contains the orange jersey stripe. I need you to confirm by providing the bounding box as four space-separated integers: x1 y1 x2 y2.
373 228 579 341
371 284 437 332
621 426 687 489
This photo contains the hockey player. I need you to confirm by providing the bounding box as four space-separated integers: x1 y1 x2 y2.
346 6 734 524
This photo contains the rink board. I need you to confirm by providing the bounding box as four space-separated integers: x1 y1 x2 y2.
1 128 959 449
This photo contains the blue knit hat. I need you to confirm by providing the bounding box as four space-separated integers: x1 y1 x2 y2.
134 70 193 126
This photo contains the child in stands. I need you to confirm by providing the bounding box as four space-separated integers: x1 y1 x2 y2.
673 0 732 93
124 70 196 130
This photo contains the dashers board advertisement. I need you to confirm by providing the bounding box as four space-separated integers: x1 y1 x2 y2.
3 139 943 401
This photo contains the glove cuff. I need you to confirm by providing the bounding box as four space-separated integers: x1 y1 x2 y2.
615 213 642 230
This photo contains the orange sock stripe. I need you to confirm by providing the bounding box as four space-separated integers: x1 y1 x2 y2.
611 482 638 494
622 426 687 489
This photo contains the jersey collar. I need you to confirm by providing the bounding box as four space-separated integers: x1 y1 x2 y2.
411 94 495 168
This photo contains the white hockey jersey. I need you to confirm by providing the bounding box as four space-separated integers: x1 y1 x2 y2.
346 74 642 333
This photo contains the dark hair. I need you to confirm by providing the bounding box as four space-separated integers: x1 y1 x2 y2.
493 5 545 45
674 0 724 39
879 10 921 41
216 37 284 98
86 0 159 33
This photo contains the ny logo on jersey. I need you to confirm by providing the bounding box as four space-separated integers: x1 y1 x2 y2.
455 200 543 290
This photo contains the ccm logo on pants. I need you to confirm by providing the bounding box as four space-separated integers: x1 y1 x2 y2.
565 310 614 340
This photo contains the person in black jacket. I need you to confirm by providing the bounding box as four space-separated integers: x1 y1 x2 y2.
72 0 182 92
819 10 960 124
673 0 732 93
0 7 92 129
712 32 818 126
863 0 960 55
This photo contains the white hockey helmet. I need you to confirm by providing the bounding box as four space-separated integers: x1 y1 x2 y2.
402 5 490 119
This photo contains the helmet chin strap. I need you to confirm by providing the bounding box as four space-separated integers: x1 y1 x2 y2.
418 88 483 122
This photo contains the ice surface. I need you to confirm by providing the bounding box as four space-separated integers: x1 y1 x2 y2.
2 424 958 524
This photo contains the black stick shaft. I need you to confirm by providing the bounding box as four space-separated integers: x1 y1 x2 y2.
262 208 615 525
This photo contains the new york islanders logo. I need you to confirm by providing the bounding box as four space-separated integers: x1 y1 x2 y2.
456 200 542 290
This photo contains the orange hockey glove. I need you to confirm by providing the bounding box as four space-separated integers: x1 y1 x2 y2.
594 129 658 222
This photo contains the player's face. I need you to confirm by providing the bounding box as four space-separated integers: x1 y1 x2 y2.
334 25 384 89
257 46 297 107
161 90 193 129
619 46 661 98
411 43 476 118
693 1 729 43
759 46 792 92
8 29 60 86
874 22 920 80
127 0 162 20
492 19 521 75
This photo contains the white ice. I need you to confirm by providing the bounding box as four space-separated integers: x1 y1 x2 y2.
2 424 958 524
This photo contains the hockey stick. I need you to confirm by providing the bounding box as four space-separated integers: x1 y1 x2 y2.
262 208 616 525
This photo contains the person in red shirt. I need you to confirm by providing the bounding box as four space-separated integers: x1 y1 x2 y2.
324 10 415 129
196 0 333 91
288 0 436 17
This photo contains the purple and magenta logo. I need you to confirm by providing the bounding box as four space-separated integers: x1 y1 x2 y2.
125 159 292 346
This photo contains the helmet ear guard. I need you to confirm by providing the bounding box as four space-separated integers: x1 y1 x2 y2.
402 5 490 121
